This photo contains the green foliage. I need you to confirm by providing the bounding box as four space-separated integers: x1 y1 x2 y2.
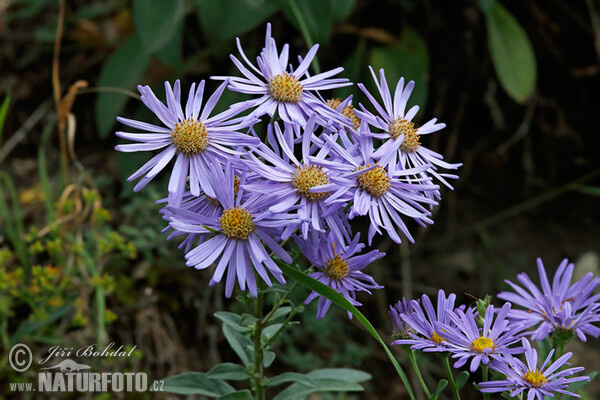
0 93 10 145
369 26 429 111
133 0 185 54
95 34 151 138
160 372 236 396
483 2 537 103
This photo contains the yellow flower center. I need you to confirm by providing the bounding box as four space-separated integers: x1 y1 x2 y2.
389 118 420 152
523 370 546 388
171 118 209 156
356 164 390 197
207 176 241 207
326 98 361 130
219 206 255 240
471 337 495 353
269 72 303 103
324 254 350 280
292 165 329 201
431 332 445 345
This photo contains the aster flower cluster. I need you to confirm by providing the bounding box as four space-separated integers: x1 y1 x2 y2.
115 23 460 319
389 258 598 399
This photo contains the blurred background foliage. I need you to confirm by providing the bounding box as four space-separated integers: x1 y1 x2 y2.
1 0 600 398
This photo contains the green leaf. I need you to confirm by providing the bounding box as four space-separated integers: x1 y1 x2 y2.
0 92 10 145
279 0 334 44
160 372 235 396
430 379 448 400
334 39 367 99
95 34 150 138
263 350 276 367
330 0 356 21
155 23 183 68
273 379 364 400
196 0 278 45
262 323 284 340
133 0 186 54
368 26 429 111
217 390 253 400
277 262 416 400
222 324 253 366
307 369 371 382
576 185 600 197
456 371 470 389
214 311 248 332
267 372 318 388
484 2 537 103
267 306 292 323
206 363 250 381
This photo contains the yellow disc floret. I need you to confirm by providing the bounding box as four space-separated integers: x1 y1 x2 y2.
269 72 303 103
326 98 361 130
523 370 546 388
324 254 350 280
356 164 391 197
471 337 495 353
292 165 329 201
219 207 255 240
389 117 420 152
431 332 445 345
171 118 209 156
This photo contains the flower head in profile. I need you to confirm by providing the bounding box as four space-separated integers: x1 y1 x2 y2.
166 162 298 297
389 298 416 339
295 231 383 319
356 67 461 199
498 258 600 341
115 80 258 202
393 290 460 352
479 338 589 399
434 303 525 372
214 23 351 126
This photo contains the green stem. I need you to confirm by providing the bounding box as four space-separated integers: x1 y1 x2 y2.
253 287 265 400
442 355 461 400
262 281 298 325
482 365 489 400
286 0 321 74
407 348 431 398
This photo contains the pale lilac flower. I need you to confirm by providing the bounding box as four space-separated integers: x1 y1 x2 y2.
213 23 351 126
434 303 525 372
243 117 351 243
389 299 416 339
115 79 258 202
479 338 589 399
295 231 383 319
498 258 600 341
393 290 460 352
356 67 461 199
166 162 297 297
310 123 440 244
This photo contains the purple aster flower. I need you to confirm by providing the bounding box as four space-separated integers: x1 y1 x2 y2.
479 338 589 399
433 303 525 372
393 290 460 352
310 123 440 244
115 79 258 202
243 117 351 243
166 162 298 297
356 67 461 197
389 298 416 339
498 258 600 341
295 231 383 319
213 23 351 126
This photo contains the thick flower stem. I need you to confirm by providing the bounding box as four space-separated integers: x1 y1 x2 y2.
253 288 265 400
482 365 490 400
407 349 431 398
442 355 461 400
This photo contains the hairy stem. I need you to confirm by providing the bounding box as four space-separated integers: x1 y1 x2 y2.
407 348 431 398
253 287 265 400
482 365 490 400
442 355 461 400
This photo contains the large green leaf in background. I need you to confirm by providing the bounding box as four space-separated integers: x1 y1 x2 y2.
95 34 151 138
368 26 429 112
279 0 333 45
484 2 537 104
196 0 279 46
133 0 186 54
